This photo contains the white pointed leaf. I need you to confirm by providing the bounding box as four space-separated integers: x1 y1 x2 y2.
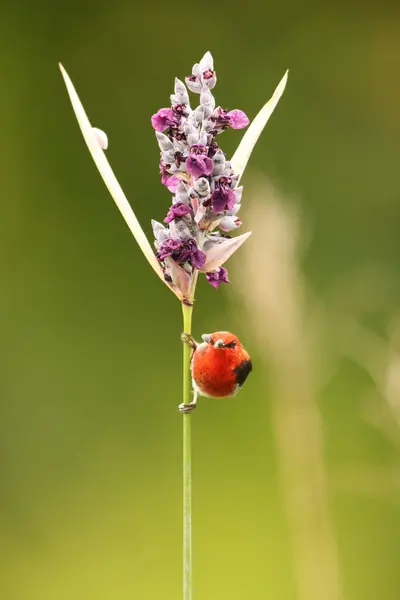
201 231 252 272
199 51 214 71
231 70 288 183
58 64 179 296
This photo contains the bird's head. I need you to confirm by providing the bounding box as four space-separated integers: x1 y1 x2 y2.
201 331 242 351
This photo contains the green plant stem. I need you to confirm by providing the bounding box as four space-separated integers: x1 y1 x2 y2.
182 301 193 600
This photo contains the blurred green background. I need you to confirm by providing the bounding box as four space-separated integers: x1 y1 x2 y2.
1 1 399 599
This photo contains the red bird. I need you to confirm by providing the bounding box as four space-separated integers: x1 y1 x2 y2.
179 331 252 412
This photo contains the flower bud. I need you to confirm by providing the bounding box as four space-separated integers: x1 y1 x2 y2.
200 87 215 110
170 78 190 106
219 216 242 232
92 127 108 150
193 177 211 198
175 181 190 203
151 220 169 243
156 131 174 151
233 185 243 204
212 150 226 176
169 219 191 240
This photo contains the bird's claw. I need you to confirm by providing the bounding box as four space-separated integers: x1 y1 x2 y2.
181 332 197 350
178 402 197 414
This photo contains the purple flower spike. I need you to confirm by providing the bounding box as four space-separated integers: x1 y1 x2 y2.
151 108 177 132
146 51 281 298
164 201 191 224
226 109 249 129
206 266 230 288
186 145 214 178
212 177 236 212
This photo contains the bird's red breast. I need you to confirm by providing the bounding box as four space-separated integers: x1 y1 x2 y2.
191 331 252 398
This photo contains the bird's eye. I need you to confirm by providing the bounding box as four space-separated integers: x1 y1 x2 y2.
225 340 236 349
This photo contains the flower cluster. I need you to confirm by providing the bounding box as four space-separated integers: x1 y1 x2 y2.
151 52 250 295
59 54 287 303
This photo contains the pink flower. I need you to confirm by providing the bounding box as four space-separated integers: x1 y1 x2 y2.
186 145 214 178
206 267 230 288
164 201 191 223
212 177 236 212
226 109 249 129
166 175 180 193
151 108 177 132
